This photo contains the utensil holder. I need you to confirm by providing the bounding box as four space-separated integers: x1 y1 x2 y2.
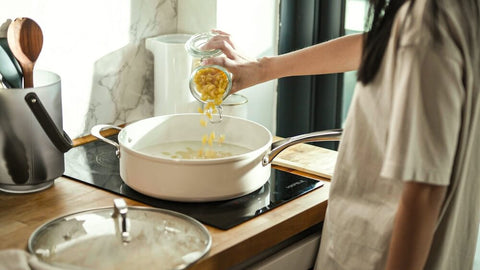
0 70 68 193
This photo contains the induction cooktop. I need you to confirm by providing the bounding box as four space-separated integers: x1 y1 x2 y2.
63 135 324 230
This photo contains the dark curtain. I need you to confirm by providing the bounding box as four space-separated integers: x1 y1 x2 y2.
277 0 346 150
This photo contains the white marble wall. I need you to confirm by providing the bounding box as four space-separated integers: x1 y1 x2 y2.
85 0 179 135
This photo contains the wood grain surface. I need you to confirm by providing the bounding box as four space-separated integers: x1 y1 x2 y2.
0 166 329 269
271 137 338 179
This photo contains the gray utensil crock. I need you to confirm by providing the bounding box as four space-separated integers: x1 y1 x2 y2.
0 70 71 193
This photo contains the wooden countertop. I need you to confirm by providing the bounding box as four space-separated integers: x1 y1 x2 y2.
0 132 335 269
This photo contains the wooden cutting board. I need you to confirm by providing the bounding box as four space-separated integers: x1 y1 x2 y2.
271 136 338 179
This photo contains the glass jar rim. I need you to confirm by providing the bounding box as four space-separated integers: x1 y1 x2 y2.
185 32 223 58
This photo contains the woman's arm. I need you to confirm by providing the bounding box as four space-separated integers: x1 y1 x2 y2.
203 31 363 93
385 181 447 270
261 33 363 79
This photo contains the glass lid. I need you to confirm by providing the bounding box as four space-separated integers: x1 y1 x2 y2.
28 199 211 270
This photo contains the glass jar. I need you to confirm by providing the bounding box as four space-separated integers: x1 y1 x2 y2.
185 32 232 106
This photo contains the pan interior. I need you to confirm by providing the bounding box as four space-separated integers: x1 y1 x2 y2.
119 114 272 160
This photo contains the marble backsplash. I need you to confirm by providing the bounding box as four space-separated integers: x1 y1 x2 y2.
85 0 177 135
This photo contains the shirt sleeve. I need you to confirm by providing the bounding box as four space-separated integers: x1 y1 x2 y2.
380 44 464 185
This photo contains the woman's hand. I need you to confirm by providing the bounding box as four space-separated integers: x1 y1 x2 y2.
201 30 267 93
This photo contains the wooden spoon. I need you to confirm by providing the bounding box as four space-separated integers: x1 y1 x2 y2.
7 17 43 88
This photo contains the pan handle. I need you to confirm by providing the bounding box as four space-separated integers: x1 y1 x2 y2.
90 125 122 157
262 129 343 166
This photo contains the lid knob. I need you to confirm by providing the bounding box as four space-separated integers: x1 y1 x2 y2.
112 198 131 243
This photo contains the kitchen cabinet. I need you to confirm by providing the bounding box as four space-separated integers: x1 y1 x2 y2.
232 224 322 269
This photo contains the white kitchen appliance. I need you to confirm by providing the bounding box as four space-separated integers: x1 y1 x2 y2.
146 34 198 116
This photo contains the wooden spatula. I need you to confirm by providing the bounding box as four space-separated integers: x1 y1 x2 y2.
7 17 43 88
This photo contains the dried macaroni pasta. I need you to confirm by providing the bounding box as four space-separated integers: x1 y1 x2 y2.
194 66 229 158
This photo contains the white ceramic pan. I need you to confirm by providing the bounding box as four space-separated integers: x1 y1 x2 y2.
91 114 341 202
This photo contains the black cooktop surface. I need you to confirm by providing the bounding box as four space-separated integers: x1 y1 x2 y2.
63 135 323 230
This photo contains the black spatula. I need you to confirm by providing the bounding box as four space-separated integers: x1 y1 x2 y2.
0 37 22 88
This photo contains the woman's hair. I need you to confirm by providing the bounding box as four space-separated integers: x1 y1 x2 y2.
357 0 480 85
357 0 410 84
